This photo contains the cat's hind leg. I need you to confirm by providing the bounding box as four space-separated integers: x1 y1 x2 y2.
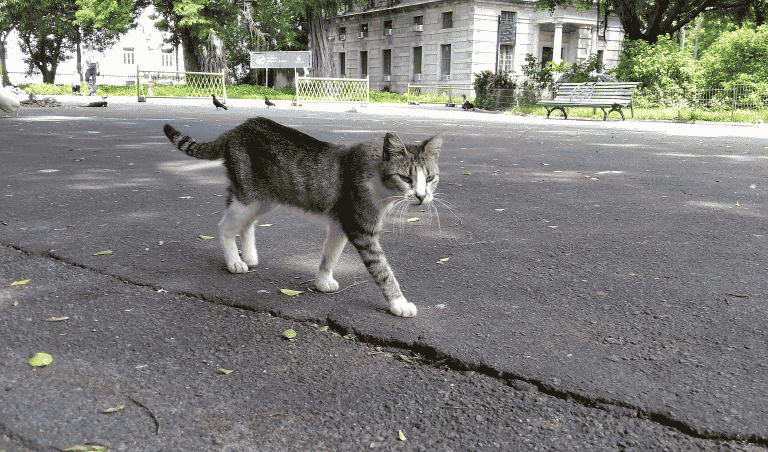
316 221 348 292
218 200 275 273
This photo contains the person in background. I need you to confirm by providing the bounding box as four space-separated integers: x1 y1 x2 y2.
84 53 100 96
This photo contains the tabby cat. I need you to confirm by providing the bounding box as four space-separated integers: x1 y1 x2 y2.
163 117 442 317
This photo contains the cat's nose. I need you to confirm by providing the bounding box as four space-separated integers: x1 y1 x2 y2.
414 193 426 204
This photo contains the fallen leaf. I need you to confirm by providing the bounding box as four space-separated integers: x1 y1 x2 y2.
462 172 471 175
258 224 273 227
437 257 450 264
319 326 329 332
92 250 113 256
10 279 30 286
45 316 69 322
281 329 297 339
198 235 215 240
218 368 234 375
280 289 303 296
407 217 420 222
102 405 126 413
60 444 109 452
399 354 413 363
495 208 505 212
398 430 407 441
28 352 53 367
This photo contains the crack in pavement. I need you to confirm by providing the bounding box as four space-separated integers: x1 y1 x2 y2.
3 243 766 447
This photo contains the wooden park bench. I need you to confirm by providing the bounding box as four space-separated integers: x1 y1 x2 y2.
538 82 640 121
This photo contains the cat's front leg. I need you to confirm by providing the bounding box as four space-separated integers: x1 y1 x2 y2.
315 222 347 292
348 232 417 317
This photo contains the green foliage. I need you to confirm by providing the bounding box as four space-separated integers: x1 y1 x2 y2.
369 89 407 103
473 70 517 110
698 25 768 90
613 38 699 93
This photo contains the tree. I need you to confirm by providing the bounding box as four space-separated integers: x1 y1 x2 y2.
536 0 755 44
698 25 768 89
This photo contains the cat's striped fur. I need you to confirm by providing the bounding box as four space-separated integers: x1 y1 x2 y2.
163 117 441 317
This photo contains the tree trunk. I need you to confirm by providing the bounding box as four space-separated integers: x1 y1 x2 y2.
180 28 202 72
0 29 11 86
201 31 226 73
307 6 335 78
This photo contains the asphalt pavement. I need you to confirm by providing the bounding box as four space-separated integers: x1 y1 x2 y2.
1 96 767 451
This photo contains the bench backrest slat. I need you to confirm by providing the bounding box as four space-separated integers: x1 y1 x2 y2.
553 82 639 102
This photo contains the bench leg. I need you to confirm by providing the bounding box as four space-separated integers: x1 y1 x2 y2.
605 104 626 121
545 106 567 119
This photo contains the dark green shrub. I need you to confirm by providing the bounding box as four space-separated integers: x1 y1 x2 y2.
473 70 517 110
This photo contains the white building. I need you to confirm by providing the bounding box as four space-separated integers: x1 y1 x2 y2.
328 0 624 93
2 7 182 87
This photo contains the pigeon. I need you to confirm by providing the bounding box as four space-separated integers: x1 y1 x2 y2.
80 96 108 107
461 94 475 111
0 85 21 117
212 94 228 110
72 83 81 94
265 96 275 108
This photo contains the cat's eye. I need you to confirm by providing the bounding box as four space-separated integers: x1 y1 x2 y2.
426 175 436 183
400 175 413 184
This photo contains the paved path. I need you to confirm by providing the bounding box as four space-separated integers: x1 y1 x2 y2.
1 98 767 451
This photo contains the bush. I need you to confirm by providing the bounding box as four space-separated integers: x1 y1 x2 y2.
613 39 698 94
473 70 517 110
698 25 768 90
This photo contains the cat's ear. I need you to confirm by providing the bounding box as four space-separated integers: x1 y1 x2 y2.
383 132 409 161
423 134 442 159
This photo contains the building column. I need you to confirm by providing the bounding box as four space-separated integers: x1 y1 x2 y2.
553 22 563 63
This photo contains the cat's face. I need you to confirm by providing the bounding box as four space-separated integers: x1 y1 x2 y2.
382 133 442 205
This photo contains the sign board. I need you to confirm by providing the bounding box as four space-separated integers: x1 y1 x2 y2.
250 51 311 69
498 20 516 44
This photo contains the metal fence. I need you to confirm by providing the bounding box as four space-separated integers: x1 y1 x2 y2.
634 85 768 111
296 76 369 105
136 68 226 99
406 84 473 105
4 71 138 87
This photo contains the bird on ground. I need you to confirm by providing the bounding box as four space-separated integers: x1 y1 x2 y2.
265 96 276 108
80 96 108 107
461 94 475 111
212 94 228 110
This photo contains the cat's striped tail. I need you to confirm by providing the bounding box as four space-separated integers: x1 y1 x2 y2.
163 124 223 160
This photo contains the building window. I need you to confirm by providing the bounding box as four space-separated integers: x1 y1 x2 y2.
360 50 368 77
501 10 516 24
358 23 369 38
161 49 174 67
541 46 553 66
413 46 422 75
383 49 392 76
441 44 451 77
384 19 393 35
339 27 346 40
340 52 346 77
442 11 453 29
499 45 514 72
413 15 423 31
123 47 135 65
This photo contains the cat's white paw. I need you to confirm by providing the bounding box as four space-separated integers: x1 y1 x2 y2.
227 259 250 273
315 276 340 292
390 297 417 317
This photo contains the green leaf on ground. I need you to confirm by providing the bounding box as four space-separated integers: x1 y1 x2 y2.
218 368 234 375
102 405 125 413
280 289 303 296
60 444 109 451
437 257 450 264
10 279 30 286
319 326 329 332
407 217 420 222
92 250 113 256
198 235 215 240
281 329 297 339
398 430 407 441
45 316 69 322
28 352 53 367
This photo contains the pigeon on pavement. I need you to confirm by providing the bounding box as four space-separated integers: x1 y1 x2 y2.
213 94 228 110
265 96 276 108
